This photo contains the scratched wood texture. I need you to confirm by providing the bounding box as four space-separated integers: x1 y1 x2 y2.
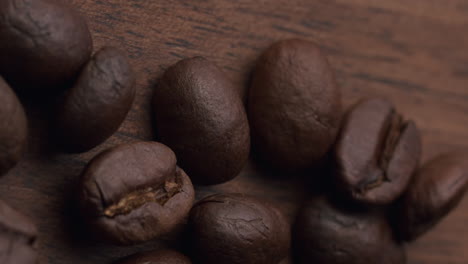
1 0 468 263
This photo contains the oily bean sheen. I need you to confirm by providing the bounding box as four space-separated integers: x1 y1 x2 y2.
153 57 250 185
0 77 27 175
79 142 195 245
248 39 341 171
396 151 468 241
115 249 191 264
0 199 37 264
293 197 405 264
334 98 421 205
188 193 290 264
0 0 93 92
56 47 136 153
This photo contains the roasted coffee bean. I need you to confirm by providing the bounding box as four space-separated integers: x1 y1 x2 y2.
153 57 250 185
395 151 468 241
0 0 93 92
188 193 290 264
78 141 195 245
334 98 421 205
248 39 341 171
293 197 405 264
115 249 191 264
0 199 37 264
56 47 136 153
0 77 27 175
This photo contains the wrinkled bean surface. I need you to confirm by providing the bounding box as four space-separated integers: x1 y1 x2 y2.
79 142 195 245
293 197 405 264
188 193 290 264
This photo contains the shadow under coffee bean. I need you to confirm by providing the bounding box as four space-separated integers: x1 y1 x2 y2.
0 77 28 176
0 199 38 264
114 249 191 264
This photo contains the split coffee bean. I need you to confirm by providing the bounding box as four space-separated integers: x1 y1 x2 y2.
395 151 468 241
56 47 136 153
115 249 191 264
0 199 37 264
78 141 195 245
248 39 341 171
0 77 27 176
188 193 290 264
293 197 405 264
334 98 421 205
0 0 93 92
153 57 250 185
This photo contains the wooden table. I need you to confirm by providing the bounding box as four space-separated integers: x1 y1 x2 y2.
1 0 468 263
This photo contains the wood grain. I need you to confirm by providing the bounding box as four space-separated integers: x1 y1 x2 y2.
1 0 468 263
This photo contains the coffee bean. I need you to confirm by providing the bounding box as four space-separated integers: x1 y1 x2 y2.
188 193 290 264
115 249 191 264
395 151 468 241
56 47 136 153
0 199 37 264
0 77 27 176
334 98 421 205
78 141 195 245
293 197 405 264
0 0 93 92
248 39 341 171
153 57 250 185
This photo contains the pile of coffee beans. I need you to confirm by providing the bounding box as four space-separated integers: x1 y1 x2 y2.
0 1 467 264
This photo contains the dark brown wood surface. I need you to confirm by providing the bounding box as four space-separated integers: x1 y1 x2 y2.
1 0 468 263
